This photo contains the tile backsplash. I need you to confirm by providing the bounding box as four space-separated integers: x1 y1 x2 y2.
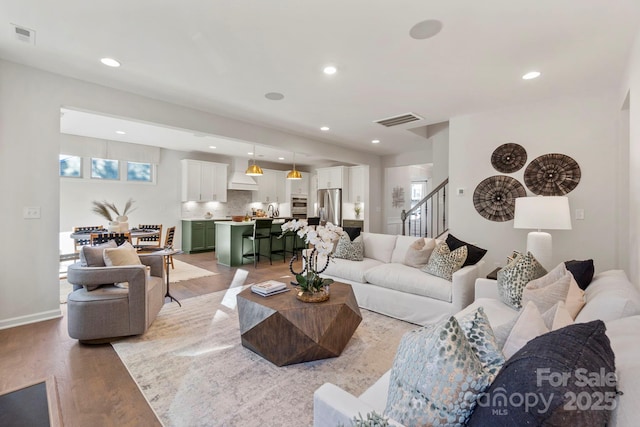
181 190 260 219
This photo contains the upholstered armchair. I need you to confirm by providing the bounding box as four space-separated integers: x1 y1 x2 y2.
66 253 166 343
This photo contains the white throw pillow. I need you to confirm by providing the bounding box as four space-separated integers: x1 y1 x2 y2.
521 262 574 313
403 238 436 268
103 241 142 289
502 301 549 359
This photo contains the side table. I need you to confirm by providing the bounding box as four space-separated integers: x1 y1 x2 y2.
486 267 501 280
140 248 183 306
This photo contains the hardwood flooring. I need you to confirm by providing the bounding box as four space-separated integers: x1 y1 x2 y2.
0 252 294 427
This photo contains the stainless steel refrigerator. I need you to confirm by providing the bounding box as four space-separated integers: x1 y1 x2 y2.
317 188 342 226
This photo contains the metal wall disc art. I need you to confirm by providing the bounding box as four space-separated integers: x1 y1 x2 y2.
473 175 526 222
491 143 527 173
524 153 581 196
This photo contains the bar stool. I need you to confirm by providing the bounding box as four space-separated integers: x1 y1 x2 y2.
242 219 274 267
271 227 296 263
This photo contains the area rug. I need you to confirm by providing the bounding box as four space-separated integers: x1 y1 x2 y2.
111 287 417 427
60 259 217 303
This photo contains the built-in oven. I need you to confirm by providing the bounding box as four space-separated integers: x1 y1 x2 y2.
291 195 308 219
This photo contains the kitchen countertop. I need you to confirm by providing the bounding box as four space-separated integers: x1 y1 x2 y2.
182 217 293 222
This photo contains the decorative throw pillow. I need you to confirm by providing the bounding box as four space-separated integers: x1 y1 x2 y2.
103 242 142 289
333 233 364 261
521 262 573 314
422 242 467 281
467 321 616 427
385 317 491 426
496 252 547 309
342 226 362 241
446 233 487 267
403 238 436 268
502 301 549 359
457 307 506 381
540 301 574 331
565 259 595 290
80 240 117 267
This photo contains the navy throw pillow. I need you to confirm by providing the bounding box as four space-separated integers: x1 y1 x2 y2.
446 234 487 267
467 320 617 427
565 259 595 290
342 227 361 241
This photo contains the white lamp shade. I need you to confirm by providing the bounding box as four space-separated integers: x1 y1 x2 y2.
513 196 572 230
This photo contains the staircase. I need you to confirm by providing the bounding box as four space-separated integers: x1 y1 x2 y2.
401 178 448 238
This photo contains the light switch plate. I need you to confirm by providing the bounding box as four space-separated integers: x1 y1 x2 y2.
23 206 41 219
575 208 585 220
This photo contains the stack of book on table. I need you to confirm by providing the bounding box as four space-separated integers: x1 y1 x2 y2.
251 280 289 297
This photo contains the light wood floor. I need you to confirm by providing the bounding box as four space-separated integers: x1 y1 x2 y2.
0 252 294 427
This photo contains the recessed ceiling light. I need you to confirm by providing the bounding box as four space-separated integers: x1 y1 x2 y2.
100 57 121 67
278 157 285 160
248 152 253 155
115 130 126 135
522 71 541 80
209 146 217 149
265 92 285 100
320 126 330 131
409 19 443 40
372 139 380 144
323 65 337 75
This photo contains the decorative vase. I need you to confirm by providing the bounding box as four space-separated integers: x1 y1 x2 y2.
296 286 330 303
108 221 120 232
119 222 129 232
116 215 128 222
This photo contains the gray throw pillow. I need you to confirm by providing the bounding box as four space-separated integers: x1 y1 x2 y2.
421 242 467 281
497 252 547 309
80 240 117 267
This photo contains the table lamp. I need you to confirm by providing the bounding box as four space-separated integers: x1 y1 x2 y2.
513 196 572 269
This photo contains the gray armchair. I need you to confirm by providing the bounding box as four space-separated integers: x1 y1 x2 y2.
66 255 166 343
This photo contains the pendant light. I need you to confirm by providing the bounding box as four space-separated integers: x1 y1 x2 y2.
245 145 263 176
286 152 302 180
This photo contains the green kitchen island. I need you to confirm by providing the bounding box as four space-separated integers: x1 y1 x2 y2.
215 219 297 267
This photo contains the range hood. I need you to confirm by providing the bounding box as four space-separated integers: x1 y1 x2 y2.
227 158 259 191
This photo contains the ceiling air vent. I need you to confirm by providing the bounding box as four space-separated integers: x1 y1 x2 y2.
11 24 36 45
374 112 423 127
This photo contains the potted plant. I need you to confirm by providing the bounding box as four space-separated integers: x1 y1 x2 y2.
91 198 137 231
280 219 343 302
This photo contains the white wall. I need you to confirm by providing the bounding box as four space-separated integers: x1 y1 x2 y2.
449 92 622 277
0 58 383 330
622 29 640 285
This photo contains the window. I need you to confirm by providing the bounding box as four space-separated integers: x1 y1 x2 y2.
127 161 152 182
91 158 119 180
59 154 82 177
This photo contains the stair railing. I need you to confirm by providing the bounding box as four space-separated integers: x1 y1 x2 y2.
401 178 448 238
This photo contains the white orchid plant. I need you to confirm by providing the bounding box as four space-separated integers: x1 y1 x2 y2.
281 219 343 292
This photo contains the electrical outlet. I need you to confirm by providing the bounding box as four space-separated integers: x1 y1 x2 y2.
575 209 585 220
23 206 41 219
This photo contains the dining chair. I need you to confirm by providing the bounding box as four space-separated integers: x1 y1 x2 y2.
164 226 176 269
134 224 163 251
73 225 105 258
90 232 131 246
242 219 274 267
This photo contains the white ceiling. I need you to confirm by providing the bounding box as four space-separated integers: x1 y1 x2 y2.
3 1 640 161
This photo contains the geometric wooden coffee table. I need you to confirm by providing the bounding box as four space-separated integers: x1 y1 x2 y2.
236 282 362 366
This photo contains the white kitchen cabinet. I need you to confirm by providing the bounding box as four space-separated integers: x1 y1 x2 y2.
317 166 348 190
253 169 286 204
348 165 368 203
181 159 228 202
285 172 309 199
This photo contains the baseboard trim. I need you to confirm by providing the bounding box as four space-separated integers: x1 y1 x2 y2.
0 309 63 331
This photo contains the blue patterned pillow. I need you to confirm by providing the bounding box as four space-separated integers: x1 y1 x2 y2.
497 251 547 309
457 307 506 382
385 317 492 426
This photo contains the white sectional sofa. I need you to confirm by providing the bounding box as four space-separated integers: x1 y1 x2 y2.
313 269 640 427
312 232 484 325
